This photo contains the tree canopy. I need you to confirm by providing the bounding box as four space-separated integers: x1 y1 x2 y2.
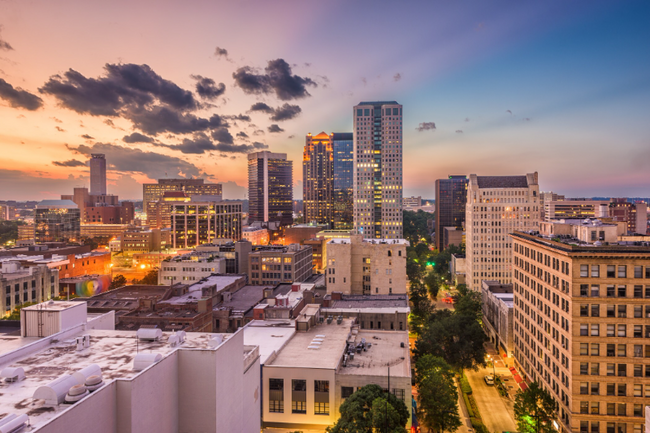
415 355 461 433
403 210 433 245
514 382 557 433
137 269 159 285
109 275 127 290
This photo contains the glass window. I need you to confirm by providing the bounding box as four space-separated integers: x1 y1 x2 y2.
617 403 626 416
591 324 599 336
580 324 588 336
580 343 589 355
633 285 642 298
618 266 627 278
606 363 615 376
580 305 589 317
269 378 284 413
607 285 615 297
607 403 616 415
581 265 589 277
634 345 643 357
591 401 599 414
607 324 615 337
591 265 600 277
591 344 600 356
618 305 627 317
607 423 615 433
580 285 589 296
633 384 642 397
607 344 615 357
618 324 626 337
634 305 642 318
618 383 627 396
618 364 626 376
591 382 599 395
341 386 354 399
580 401 589 414
592 422 600 433
591 363 599 375
617 344 626 357
591 285 599 297
580 382 588 394
607 265 616 278
291 379 307 414
580 363 589 374
618 286 627 297
591 305 600 317
607 383 615 396
607 305 615 317
633 364 643 377
633 326 642 338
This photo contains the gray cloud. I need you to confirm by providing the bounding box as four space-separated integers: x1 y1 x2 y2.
506 110 512 115
192 75 226 100
252 142 267 149
237 131 248 138
55 126 65 132
227 114 251 122
249 102 301 121
122 132 154 143
52 159 86 167
214 47 228 58
0 78 44 110
456 130 463 133
393 73 401 82
268 124 284 133
127 107 226 135
81 134 94 140
416 122 436 132
233 58 316 100
249 102 273 113
0 27 12 51
211 127 234 144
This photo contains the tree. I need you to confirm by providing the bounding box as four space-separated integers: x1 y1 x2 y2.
514 382 557 433
414 310 487 371
406 250 424 283
454 288 482 322
424 271 440 299
109 275 127 290
415 355 461 433
137 269 159 285
371 398 407 433
327 384 409 433
403 210 434 244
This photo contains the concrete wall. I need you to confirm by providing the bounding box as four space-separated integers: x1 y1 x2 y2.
178 350 217 432
215 330 246 433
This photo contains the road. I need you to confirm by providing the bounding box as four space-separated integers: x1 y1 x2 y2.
465 365 517 433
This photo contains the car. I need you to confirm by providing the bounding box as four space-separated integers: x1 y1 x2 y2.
484 375 494 386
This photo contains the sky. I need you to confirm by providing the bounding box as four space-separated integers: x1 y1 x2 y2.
0 0 649 201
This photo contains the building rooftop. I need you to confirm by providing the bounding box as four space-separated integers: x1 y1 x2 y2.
36 200 78 209
268 319 353 369
326 294 410 313
243 321 295 365
328 238 409 245
159 275 245 305
23 301 81 312
512 231 650 252
338 330 410 378
215 285 271 312
476 175 528 189
357 101 399 106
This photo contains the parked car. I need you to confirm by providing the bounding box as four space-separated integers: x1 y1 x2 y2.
484 375 494 386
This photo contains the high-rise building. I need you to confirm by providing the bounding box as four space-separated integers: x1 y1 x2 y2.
34 200 81 243
511 226 650 433
465 173 540 292
89 154 107 196
435 175 469 250
353 101 403 239
544 199 611 222
171 200 243 248
142 179 222 228
332 132 354 230
303 132 333 226
247 151 293 226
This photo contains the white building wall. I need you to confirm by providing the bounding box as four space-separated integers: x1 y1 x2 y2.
178 350 217 432
215 330 246 433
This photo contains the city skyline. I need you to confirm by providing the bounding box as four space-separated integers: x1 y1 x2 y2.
1 1 649 201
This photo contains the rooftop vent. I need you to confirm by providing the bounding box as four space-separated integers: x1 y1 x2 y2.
71 364 101 386
208 334 224 348
136 328 162 341
33 374 79 405
133 353 163 371
63 384 89 404
85 375 104 392
168 330 186 347
0 367 25 383
0 414 29 433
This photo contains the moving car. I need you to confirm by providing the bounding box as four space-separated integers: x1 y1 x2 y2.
484 375 494 386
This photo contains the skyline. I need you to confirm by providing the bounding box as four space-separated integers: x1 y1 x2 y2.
1 0 649 201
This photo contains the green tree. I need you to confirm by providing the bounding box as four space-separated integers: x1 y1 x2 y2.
327 384 409 433
454 288 482 322
403 210 434 244
137 269 159 285
513 382 557 433
415 355 461 433
371 397 407 433
424 271 440 299
406 250 424 283
414 310 487 371
109 274 127 290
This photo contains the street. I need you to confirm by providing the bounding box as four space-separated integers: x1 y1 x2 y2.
464 362 517 433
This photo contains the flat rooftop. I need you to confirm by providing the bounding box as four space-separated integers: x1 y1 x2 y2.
268 319 353 370
329 238 409 245
23 301 81 312
160 275 244 305
513 231 650 252
338 330 410 378
326 294 409 313
243 321 295 365
0 328 232 430
214 285 271 312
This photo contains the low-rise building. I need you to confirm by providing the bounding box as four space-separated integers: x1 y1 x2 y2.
325 235 408 295
80 223 130 239
539 218 620 243
544 199 610 221
249 244 313 286
321 292 409 331
481 281 514 357
443 226 464 249
450 253 466 286
0 261 59 314
158 252 227 284
242 226 269 245
121 227 171 254
284 223 327 245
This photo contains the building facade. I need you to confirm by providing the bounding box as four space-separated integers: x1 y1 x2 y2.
171 201 242 248
609 199 648 235
89 153 107 196
465 173 540 292
34 200 81 243
481 280 514 357
303 133 334 226
142 179 222 227
249 244 312 286
544 199 611 222
248 151 293 226
1 262 59 314
435 175 468 250
326 235 408 295
332 133 354 230
512 230 650 433
353 101 403 239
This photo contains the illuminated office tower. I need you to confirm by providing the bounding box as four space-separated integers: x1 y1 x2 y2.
248 151 293 226
89 154 107 196
303 132 333 226
332 132 354 229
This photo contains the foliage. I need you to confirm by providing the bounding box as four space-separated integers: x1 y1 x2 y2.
415 355 461 433
471 419 489 433
414 309 487 371
427 244 464 278
406 250 424 282
403 210 433 245
459 373 472 395
136 269 159 285
2 301 38 320
514 382 557 433
327 384 408 433
454 288 483 322
371 398 408 433
0 220 21 245
423 271 440 298
109 275 128 290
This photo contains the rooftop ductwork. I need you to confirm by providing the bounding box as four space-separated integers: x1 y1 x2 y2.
0 414 29 433
133 353 162 371
85 375 104 392
33 374 80 405
71 364 101 386
136 328 162 342
0 367 25 383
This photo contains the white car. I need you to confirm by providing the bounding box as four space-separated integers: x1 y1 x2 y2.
484 375 494 386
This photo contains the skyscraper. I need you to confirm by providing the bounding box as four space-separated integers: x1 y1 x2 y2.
142 179 222 227
248 151 293 226
465 173 540 292
353 101 403 239
34 200 81 243
434 175 468 250
303 132 333 226
89 154 107 196
332 132 354 230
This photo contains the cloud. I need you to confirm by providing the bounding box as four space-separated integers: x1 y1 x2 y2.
506 110 512 115
0 27 13 51
214 47 229 58
68 142 203 179
55 126 65 132
393 73 401 82
455 130 463 133
0 78 44 110
228 114 251 122
122 132 154 143
288 134 295 139
268 124 284 133
52 159 86 167
236 131 249 138
416 122 436 132
51 117 62 123
249 102 273 113
127 107 226 135
81 134 94 140
192 75 226 100
253 129 264 136
249 102 301 121
39 63 197 116
232 58 316 100
465 117 470 122
522 118 531 122
211 127 234 144
252 142 267 149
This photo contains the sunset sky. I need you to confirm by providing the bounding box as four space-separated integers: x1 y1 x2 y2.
0 0 649 201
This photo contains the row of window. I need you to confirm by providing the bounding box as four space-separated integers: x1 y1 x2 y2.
578 342 650 357
578 324 650 338
580 265 650 279
580 303 650 317
578 421 643 433
579 362 650 377
579 285 650 298
579 382 650 397
579 401 645 417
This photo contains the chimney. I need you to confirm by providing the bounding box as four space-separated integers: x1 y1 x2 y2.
332 291 342 301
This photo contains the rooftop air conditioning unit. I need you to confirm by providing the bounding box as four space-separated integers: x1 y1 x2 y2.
133 353 163 371
136 328 162 342
0 368 25 383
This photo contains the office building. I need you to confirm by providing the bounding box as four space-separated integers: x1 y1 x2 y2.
80 223 130 239
171 201 242 248
443 226 464 249
481 281 514 357
321 291 409 331
1 261 59 314
326 234 408 295
242 226 269 245
61 187 134 225
89 153 107 196
544 199 611 222
248 151 293 226
540 191 565 219
142 179 222 227
435 175 468 250
121 228 171 254
158 253 227 284
353 101 403 239
34 200 81 243
248 244 312 286
332 132 354 230
303 132 333 226
609 199 648 235
403 196 422 208
465 173 540 292
0 301 260 433
511 227 650 433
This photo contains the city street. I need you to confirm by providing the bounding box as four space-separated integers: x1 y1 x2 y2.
465 362 517 433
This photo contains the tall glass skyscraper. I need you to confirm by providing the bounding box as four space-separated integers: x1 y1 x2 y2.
434 175 468 250
89 154 106 196
303 132 333 226
248 151 293 226
353 101 403 239
332 133 353 229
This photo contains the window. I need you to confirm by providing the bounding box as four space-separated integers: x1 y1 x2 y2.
580 382 588 395
591 401 599 414
633 285 643 298
633 404 643 417
634 345 643 357
314 380 329 415
607 265 616 278
341 386 354 399
618 324 626 337
580 305 588 317
591 363 599 375
607 363 615 376
633 364 643 377
580 285 589 296
591 343 600 356
617 403 626 416
633 326 642 338
580 343 589 355
592 423 600 433
607 383 615 396
591 285 600 297
618 384 627 396
580 363 588 375
314 403 329 415
580 324 588 336
581 265 589 277
591 305 600 317
618 266 626 278
591 324 599 336
591 382 599 395
618 305 627 317
607 344 615 357
591 265 600 277
618 286 627 297
291 380 307 414
607 286 616 297
607 324 615 337
269 379 284 413
634 305 642 318
617 364 626 376
580 401 589 414
607 305 615 317
633 384 642 397
607 403 616 415
607 423 615 433
617 344 626 357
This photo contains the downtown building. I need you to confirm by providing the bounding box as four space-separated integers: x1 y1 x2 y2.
248 151 293 227
511 222 650 433
434 175 469 250
465 173 540 292
171 200 243 248
34 200 81 243
142 179 222 227
332 133 354 230
303 133 334 226
353 101 403 239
